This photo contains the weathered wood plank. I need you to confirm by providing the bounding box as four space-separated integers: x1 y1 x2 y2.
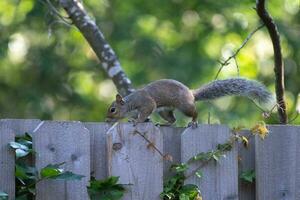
0 119 41 136
0 122 15 200
255 125 300 200
33 121 90 200
238 130 255 200
107 123 163 200
181 125 238 200
159 126 184 179
84 122 111 179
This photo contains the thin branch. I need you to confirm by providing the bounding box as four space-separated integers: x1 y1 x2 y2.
233 57 240 76
133 130 169 159
256 0 288 124
46 0 72 24
185 160 209 179
215 24 264 79
39 0 72 25
58 0 134 96
289 112 299 123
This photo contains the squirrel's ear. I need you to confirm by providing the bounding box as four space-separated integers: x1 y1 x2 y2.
116 94 125 105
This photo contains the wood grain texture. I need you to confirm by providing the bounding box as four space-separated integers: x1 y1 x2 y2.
0 122 15 200
33 121 90 200
255 125 300 200
181 125 238 200
0 119 41 136
238 130 255 200
159 126 184 179
107 123 163 200
84 122 111 179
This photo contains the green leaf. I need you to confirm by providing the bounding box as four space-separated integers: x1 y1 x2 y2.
240 169 255 183
0 191 8 200
170 163 188 173
9 141 32 158
15 149 30 158
9 142 28 150
212 154 219 161
179 184 201 199
87 177 125 200
16 164 37 181
16 164 32 180
28 187 36 195
189 152 207 162
195 170 203 179
217 143 232 152
15 194 29 200
49 171 85 180
179 193 189 200
40 163 84 181
40 165 62 178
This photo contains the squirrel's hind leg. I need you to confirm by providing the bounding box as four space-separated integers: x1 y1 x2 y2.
156 109 176 126
177 103 198 128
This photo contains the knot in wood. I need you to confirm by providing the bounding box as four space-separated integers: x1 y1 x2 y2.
279 190 288 198
47 144 55 152
112 142 122 151
71 154 78 161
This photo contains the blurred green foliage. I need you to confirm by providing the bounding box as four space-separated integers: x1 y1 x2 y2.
0 0 299 126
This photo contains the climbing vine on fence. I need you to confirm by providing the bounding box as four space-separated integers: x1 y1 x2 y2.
160 122 268 200
1 132 125 200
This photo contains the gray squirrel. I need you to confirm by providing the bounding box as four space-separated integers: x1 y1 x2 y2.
106 78 272 126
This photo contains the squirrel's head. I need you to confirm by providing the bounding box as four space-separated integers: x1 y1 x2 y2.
106 94 127 122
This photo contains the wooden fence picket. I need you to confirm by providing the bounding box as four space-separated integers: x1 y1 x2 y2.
181 125 238 200
0 122 15 200
84 122 111 179
159 126 184 179
107 123 163 200
0 119 41 136
33 121 90 200
238 130 256 200
255 125 300 200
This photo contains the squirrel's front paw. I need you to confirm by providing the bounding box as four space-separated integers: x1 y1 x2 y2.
187 121 198 129
132 120 138 127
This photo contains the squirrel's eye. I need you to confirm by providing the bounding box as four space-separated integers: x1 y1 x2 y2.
110 107 116 113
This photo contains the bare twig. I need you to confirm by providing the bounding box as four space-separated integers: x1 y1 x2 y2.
39 0 72 25
233 57 240 76
256 0 288 124
58 0 134 96
133 130 168 159
288 112 299 123
215 24 264 79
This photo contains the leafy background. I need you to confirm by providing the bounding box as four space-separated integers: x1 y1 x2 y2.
0 0 299 126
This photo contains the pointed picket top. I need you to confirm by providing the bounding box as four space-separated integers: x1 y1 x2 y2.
33 121 90 200
0 119 41 136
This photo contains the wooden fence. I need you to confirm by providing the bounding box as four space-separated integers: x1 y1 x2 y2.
0 119 299 200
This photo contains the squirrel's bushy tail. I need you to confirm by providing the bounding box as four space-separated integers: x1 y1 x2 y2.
192 78 273 104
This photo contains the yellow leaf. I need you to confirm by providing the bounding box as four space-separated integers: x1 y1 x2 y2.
232 125 245 133
196 194 203 200
241 136 249 148
251 122 269 139
163 154 173 162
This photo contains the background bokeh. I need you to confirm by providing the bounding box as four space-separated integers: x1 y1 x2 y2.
0 0 299 127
